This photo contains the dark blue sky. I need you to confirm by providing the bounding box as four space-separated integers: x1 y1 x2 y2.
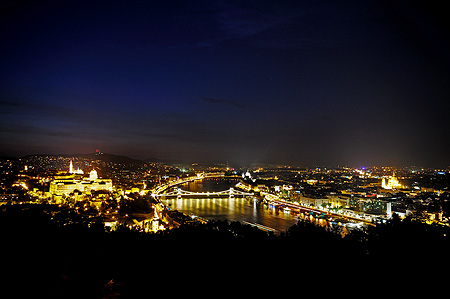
1 0 449 167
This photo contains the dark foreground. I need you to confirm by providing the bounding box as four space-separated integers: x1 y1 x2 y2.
1 204 448 297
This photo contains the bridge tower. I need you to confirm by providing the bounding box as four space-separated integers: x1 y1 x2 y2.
229 187 235 198
177 187 182 200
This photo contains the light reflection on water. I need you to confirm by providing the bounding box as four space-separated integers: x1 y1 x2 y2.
160 178 332 232
162 196 299 232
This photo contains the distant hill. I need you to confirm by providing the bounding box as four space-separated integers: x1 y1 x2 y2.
75 153 145 165
19 153 145 164
0 156 19 161
144 157 183 164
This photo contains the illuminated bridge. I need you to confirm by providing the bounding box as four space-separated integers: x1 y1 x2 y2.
151 172 226 196
154 187 252 199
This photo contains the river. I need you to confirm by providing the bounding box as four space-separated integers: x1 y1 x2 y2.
160 178 300 232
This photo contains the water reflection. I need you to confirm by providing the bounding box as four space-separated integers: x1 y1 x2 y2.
161 178 336 232
162 196 298 232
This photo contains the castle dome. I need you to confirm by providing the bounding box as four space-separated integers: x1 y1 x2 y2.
89 168 98 180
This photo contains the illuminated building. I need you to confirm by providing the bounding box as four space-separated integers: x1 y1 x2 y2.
382 172 404 189
49 162 112 197
151 205 161 232
89 168 98 180
135 205 166 232
349 197 392 217
69 160 84 174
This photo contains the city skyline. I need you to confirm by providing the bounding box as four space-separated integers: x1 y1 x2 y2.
2 135 450 294
1 0 449 167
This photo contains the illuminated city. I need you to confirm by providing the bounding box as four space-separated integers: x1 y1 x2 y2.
1 0 449 296
3 155 450 230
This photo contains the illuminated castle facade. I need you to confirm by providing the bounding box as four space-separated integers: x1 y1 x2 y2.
382 172 404 190
69 160 84 174
49 161 112 196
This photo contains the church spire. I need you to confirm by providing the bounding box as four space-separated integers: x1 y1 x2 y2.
69 160 73 173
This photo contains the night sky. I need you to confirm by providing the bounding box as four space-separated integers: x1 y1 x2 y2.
1 0 449 167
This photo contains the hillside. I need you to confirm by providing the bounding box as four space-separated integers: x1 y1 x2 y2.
76 152 144 165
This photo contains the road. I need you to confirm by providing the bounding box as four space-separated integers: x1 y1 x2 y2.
263 194 375 226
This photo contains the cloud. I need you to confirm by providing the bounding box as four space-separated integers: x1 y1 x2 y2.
201 97 244 109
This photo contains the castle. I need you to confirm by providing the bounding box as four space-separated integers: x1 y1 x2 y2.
49 160 112 197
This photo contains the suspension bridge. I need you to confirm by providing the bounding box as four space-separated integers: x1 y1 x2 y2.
154 187 252 199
